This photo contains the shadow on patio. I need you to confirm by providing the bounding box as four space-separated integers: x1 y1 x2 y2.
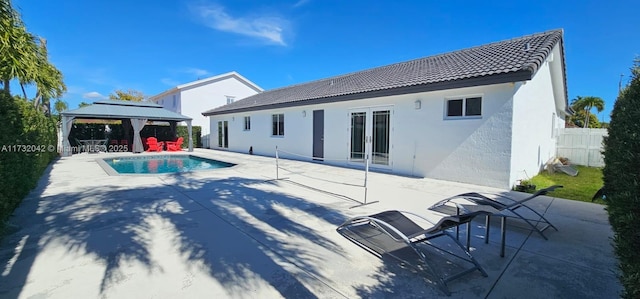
0 173 349 298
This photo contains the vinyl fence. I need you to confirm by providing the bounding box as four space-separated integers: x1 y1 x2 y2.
556 128 607 167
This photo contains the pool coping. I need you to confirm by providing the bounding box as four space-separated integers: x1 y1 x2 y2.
95 153 237 176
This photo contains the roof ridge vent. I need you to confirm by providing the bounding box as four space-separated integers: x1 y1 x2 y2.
523 42 531 51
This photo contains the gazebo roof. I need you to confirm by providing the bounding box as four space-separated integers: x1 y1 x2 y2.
62 100 192 121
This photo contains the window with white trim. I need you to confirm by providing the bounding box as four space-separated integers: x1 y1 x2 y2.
226 96 235 104
244 116 251 131
272 114 284 136
446 97 482 118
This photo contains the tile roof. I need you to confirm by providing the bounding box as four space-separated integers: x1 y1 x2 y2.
203 29 565 116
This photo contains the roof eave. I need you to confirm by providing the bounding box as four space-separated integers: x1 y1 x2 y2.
203 70 533 116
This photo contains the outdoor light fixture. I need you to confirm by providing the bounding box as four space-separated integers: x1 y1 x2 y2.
415 100 422 110
302 110 307 117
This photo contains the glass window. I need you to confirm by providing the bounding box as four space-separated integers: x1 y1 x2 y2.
447 99 463 117
244 116 251 131
272 114 284 136
226 96 235 104
465 97 482 116
446 97 482 118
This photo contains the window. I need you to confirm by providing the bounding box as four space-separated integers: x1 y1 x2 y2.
226 96 235 104
244 116 251 131
272 114 284 136
172 95 177 108
446 97 482 118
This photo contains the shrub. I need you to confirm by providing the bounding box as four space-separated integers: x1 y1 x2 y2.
603 59 640 298
0 92 58 225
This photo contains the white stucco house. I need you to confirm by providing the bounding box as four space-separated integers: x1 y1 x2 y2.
202 30 571 189
149 71 263 147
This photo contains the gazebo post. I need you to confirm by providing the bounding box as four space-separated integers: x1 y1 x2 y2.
187 120 193 152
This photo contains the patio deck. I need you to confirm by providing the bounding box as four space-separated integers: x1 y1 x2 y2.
0 149 621 298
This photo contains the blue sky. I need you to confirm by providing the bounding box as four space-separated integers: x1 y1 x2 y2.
11 0 639 122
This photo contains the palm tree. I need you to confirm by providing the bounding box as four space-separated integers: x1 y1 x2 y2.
1 0 65 106
571 96 605 128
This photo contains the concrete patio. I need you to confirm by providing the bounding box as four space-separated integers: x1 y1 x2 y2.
0 149 621 298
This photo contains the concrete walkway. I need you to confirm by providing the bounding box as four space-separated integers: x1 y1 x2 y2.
0 149 621 298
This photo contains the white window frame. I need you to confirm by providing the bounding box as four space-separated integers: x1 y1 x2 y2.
444 95 483 119
244 116 251 131
272 113 284 137
226 96 236 104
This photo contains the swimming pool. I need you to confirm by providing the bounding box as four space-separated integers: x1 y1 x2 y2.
100 155 235 174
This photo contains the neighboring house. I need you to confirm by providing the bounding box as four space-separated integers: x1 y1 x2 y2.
202 30 570 189
149 71 263 147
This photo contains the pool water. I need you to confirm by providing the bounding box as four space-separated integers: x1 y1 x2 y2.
104 155 235 174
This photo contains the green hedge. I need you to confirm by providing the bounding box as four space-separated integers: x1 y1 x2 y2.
603 60 640 299
0 92 58 225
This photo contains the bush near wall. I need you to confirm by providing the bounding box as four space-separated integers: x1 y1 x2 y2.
603 60 640 299
0 92 58 225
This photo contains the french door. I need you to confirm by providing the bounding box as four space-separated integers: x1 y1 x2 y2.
217 121 228 148
349 107 392 168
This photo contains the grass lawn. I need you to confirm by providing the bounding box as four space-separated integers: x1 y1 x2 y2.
525 166 604 204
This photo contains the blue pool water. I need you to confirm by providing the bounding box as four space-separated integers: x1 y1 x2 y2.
104 155 235 174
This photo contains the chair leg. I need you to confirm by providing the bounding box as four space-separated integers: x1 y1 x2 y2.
513 205 558 232
485 215 491 244
500 217 507 257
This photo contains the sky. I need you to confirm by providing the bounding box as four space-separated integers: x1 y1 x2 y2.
11 0 640 122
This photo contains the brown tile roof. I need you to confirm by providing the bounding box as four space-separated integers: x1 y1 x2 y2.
203 29 564 116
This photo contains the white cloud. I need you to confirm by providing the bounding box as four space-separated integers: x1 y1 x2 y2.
192 4 289 46
293 0 310 8
183 68 210 77
82 91 107 100
161 78 180 86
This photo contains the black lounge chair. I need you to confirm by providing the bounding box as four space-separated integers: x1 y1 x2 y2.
336 210 489 296
429 185 563 244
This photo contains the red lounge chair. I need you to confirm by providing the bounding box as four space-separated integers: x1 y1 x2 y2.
145 137 164 152
166 137 184 151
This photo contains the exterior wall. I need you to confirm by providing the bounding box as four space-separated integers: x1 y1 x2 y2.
180 78 259 141
510 47 565 187
209 83 518 188
150 75 261 148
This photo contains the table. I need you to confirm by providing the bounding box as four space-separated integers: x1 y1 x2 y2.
78 139 108 153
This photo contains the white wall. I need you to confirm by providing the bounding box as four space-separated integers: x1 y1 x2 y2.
209 83 519 188
510 45 565 187
181 78 259 137
151 75 261 148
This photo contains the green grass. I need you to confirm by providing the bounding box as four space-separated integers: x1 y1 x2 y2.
525 166 604 204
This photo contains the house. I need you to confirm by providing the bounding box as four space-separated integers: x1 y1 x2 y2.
149 71 263 147
202 29 570 189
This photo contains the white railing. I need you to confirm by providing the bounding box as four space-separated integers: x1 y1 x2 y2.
556 128 607 167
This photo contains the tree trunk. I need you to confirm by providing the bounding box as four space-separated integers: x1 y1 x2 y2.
21 83 28 100
584 110 590 128
3 80 10 94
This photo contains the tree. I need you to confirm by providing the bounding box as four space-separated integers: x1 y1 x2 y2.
603 59 640 298
570 96 605 128
53 99 67 114
78 101 91 108
0 0 66 107
109 89 145 102
568 110 601 128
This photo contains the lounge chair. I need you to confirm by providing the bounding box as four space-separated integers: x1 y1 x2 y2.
336 210 489 296
165 137 183 151
429 185 563 242
145 137 164 152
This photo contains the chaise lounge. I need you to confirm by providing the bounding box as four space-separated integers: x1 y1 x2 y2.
429 185 563 246
336 210 490 296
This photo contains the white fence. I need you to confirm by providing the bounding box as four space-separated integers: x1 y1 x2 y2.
556 128 607 167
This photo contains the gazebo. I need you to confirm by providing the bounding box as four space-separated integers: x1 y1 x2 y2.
60 100 193 157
